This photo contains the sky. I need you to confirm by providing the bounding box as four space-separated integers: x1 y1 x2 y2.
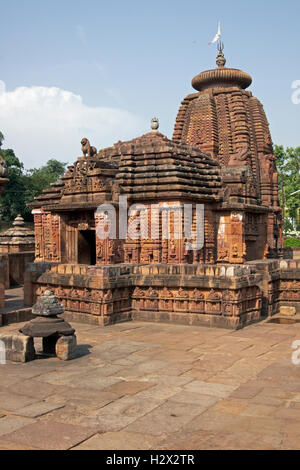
0 0 299 169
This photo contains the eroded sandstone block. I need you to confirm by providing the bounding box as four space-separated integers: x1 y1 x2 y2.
0 334 35 363
55 335 77 361
280 306 296 317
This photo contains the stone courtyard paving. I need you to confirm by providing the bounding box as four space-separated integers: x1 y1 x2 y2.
0 319 300 450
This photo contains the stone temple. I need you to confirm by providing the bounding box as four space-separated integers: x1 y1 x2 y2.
24 48 300 329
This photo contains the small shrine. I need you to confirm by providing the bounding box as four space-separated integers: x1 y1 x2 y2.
0 215 35 254
0 215 35 288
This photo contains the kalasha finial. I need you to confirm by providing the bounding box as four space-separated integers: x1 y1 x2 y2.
216 40 226 67
151 117 159 132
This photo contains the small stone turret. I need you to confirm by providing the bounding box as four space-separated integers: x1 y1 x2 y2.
0 215 35 253
20 290 76 360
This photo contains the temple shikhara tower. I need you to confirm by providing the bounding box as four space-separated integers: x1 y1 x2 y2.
25 47 299 329
174 45 282 261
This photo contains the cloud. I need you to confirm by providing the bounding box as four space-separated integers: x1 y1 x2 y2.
0 82 142 168
0 81 5 96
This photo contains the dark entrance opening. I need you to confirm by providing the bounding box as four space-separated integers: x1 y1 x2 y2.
78 230 96 265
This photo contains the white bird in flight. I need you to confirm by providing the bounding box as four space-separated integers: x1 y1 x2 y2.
209 21 221 45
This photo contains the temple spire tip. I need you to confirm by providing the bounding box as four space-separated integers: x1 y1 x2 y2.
216 40 226 67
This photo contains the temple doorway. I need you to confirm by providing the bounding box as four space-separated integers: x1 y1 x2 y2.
78 230 96 265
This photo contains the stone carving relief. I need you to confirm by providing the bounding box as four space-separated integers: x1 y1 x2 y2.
227 145 251 167
81 138 97 158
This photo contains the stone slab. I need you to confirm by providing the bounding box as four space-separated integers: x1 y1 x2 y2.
0 393 41 412
72 431 161 450
125 400 205 436
16 401 65 418
0 416 34 437
183 381 237 398
94 396 162 431
2 420 97 450
102 380 155 396
170 391 220 408
4 379 58 399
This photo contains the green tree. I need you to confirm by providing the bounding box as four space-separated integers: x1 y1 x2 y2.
23 159 67 219
0 132 67 222
275 145 300 231
0 147 26 221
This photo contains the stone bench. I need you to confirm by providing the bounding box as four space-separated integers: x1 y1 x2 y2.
0 333 77 363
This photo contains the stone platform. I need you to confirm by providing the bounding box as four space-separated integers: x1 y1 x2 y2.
0 318 300 449
25 259 300 330
0 287 33 327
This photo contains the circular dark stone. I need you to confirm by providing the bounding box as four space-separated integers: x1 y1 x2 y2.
20 317 75 338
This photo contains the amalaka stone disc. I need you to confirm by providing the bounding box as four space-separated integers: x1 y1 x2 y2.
19 317 75 338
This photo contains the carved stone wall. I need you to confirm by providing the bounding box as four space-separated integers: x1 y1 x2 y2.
25 262 264 329
24 257 300 329
35 284 132 326
279 260 300 313
33 210 61 262
132 285 261 328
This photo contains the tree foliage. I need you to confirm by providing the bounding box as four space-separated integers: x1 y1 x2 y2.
23 159 67 219
285 237 300 247
0 133 67 222
274 145 300 231
0 147 25 221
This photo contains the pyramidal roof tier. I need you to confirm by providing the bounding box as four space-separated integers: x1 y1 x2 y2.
101 131 222 201
29 130 223 211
